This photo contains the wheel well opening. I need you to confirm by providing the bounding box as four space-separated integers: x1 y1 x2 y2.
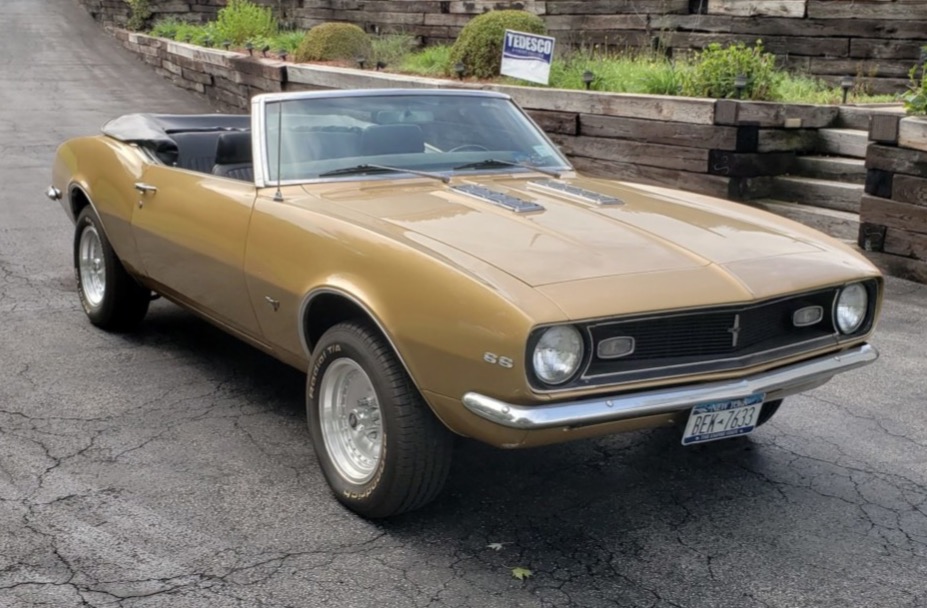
305 293 380 353
70 187 90 219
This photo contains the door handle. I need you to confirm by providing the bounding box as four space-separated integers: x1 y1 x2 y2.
134 182 157 194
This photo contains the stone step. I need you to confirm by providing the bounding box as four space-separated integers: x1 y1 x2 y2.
793 155 867 184
816 128 869 158
771 175 863 213
752 199 860 242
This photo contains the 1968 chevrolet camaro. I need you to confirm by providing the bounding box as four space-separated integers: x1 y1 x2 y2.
48 89 881 517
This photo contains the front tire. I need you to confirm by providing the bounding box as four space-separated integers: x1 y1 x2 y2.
755 399 782 427
306 322 453 518
74 206 150 331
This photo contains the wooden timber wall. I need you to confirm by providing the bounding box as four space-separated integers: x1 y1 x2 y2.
860 116 927 283
83 0 927 94
113 30 845 204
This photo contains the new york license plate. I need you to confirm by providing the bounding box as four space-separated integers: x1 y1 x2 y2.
681 394 765 446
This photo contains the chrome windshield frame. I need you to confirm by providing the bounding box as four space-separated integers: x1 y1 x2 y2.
250 89 573 188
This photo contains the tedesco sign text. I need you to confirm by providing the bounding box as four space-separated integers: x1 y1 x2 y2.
500 29 556 85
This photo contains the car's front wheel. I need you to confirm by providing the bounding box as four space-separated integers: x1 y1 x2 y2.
306 322 453 518
755 399 782 427
74 206 150 331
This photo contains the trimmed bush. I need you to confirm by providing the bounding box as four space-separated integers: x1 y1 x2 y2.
681 40 777 101
449 10 546 79
295 22 372 63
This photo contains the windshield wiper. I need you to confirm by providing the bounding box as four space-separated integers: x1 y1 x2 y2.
318 163 449 183
452 159 563 179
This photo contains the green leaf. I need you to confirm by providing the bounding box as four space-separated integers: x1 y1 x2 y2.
511 567 533 581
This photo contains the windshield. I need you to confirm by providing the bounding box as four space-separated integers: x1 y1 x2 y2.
262 94 571 183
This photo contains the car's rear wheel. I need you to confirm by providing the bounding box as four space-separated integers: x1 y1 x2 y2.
306 322 453 518
74 206 150 331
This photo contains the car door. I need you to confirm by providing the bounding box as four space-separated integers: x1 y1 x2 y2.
131 165 262 338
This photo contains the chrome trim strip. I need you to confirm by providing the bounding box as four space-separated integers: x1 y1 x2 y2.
463 344 877 430
453 184 544 213
529 180 623 205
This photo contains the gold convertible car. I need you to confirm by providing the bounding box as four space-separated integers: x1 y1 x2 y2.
48 89 881 517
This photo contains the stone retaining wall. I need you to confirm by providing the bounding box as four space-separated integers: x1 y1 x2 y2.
85 0 927 95
113 29 847 203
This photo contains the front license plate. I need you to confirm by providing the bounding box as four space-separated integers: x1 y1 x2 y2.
681 394 765 446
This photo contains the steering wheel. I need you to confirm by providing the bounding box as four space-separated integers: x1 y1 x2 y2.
448 144 490 153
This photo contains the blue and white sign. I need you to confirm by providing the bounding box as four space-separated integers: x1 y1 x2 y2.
500 29 556 85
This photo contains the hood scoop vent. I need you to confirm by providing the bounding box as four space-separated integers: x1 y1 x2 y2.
453 184 544 214
530 180 624 206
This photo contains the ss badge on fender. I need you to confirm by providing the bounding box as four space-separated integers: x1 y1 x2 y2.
483 352 514 368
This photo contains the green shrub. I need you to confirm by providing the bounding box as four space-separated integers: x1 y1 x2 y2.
294 22 372 62
681 40 777 100
125 0 151 31
448 10 546 79
903 51 927 115
214 0 277 46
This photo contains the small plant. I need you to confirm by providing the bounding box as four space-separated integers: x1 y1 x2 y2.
371 34 418 68
214 0 277 46
294 22 371 63
399 44 453 76
448 10 546 79
681 40 777 100
150 17 184 40
903 49 927 115
125 0 151 31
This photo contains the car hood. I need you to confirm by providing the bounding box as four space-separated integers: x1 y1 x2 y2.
303 174 877 317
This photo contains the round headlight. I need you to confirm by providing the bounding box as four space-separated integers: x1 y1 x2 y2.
532 326 584 385
835 283 868 334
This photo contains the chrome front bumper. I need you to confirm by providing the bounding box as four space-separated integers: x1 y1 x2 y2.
462 344 877 430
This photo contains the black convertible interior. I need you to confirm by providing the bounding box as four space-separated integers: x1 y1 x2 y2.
102 113 254 181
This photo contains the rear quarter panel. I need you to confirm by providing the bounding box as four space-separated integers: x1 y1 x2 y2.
52 136 148 275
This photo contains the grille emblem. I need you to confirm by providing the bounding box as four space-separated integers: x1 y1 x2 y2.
727 314 742 348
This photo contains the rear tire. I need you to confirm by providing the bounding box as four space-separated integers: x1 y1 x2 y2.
74 206 150 331
306 322 453 518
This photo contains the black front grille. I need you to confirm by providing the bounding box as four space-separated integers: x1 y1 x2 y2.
582 288 839 381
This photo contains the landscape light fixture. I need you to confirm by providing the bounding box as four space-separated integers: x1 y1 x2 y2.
278 49 288 62
734 73 748 99
582 70 595 90
245 41 254 56
261 45 270 57
376 60 387 71
840 75 854 104
356 57 367 69
222 40 231 50
454 62 466 80
203 36 213 48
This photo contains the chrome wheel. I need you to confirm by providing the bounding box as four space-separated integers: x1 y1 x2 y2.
78 225 106 308
319 358 383 484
